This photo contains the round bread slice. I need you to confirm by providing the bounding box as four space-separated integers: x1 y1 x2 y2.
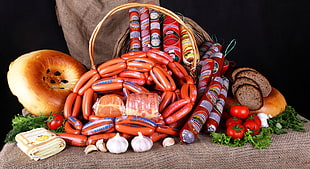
235 70 272 97
231 77 260 95
231 67 257 82
234 84 263 110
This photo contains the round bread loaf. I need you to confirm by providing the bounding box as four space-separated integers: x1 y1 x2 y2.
225 87 287 117
7 50 87 116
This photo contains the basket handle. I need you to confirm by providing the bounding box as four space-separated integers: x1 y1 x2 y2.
89 3 200 70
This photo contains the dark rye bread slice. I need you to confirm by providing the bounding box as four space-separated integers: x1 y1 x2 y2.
231 67 257 82
231 77 260 95
235 84 263 110
235 70 272 97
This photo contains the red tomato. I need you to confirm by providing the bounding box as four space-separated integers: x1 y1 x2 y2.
226 124 246 139
243 119 261 135
247 114 261 127
229 105 249 119
225 117 243 127
46 113 64 130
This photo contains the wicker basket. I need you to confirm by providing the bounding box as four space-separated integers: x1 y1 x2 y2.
88 3 212 79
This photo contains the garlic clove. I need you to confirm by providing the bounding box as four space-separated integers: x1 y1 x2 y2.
106 133 128 154
131 132 153 153
84 145 98 154
162 137 175 147
96 139 107 152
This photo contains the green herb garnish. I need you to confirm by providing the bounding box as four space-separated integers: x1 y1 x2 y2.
268 106 307 134
211 127 273 149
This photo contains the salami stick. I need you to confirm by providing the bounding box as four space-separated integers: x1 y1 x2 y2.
179 76 223 144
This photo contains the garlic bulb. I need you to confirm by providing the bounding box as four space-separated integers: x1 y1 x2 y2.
162 137 175 147
257 112 270 127
131 132 153 152
106 133 128 153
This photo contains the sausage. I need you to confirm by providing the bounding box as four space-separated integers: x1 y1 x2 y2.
82 88 94 120
72 69 98 93
151 66 176 91
139 7 151 52
210 52 225 77
119 70 146 80
92 82 123 92
126 57 155 72
81 122 115 136
162 98 190 118
150 10 161 50
64 121 81 135
67 116 83 130
57 133 87 147
159 91 174 113
115 124 155 135
123 81 149 93
179 76 223 144
204 77 229 133
129 8 141 52
97 57 125 72
77 73 101 95
146 51 170 65
147 49 174 63
180 83 197 103
120 77 146 86
88 115 115 122
63 92 77 118
98 62 127 77
93 77 123 86
83 118 114 129
115 115 157 129
167 62 184 79
197 59 214 99
72 94 82 117
165 103 193 125
155 124 179 136
121 51 146 60
148 132 168 143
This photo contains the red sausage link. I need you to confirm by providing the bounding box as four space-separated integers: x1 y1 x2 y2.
67 116 83 130
57 133 87 147
77 73 101 95
115 124 155 135
82 88 94 120
73 69 98 93
64 121 81 135
72 94 82 117
165 103 193 125
64 92 77 119
162 98 190 118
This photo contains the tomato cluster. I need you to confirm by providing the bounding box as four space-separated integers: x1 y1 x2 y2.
225 105 261 139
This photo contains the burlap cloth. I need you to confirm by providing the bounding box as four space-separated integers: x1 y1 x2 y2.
0 116 309 168
2 1 309 168
55 0 159 68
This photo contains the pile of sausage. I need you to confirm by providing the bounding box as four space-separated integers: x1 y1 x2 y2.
58 49 197 146
57 7 231 147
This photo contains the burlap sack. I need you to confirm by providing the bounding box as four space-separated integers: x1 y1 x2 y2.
55 0 159 68
1 116 309 168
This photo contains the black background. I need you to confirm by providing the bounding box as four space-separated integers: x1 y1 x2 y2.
1 0 309 150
